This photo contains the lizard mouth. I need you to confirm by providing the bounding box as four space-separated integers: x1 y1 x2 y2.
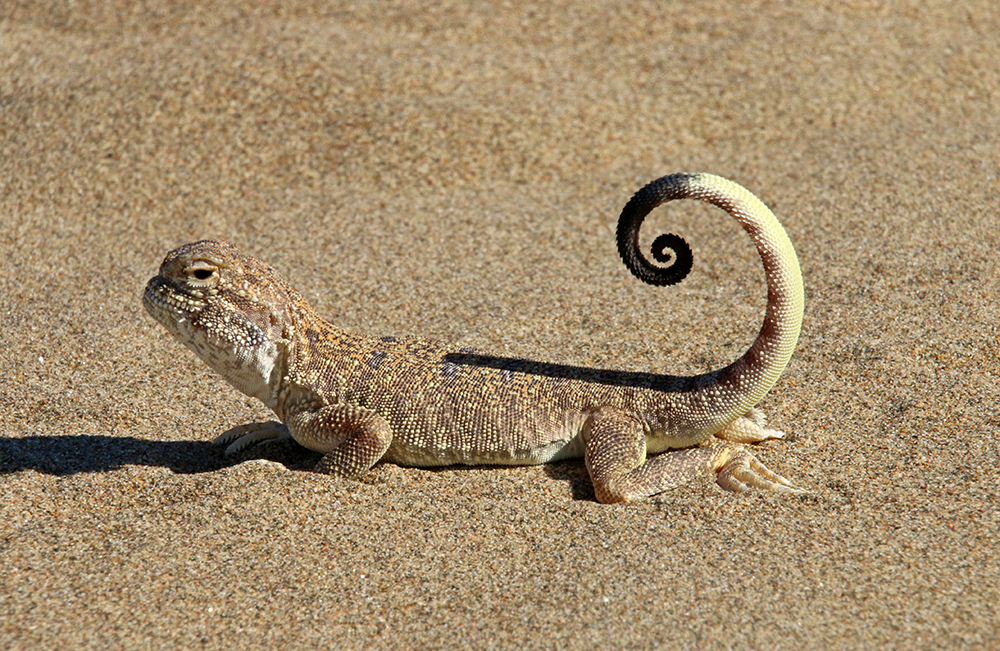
143 275 269 353
143 276 208 327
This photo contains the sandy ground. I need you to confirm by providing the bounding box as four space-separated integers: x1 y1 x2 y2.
2 1 998 648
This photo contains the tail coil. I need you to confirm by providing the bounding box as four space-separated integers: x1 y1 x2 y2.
615 172 804 424
616 173 701 287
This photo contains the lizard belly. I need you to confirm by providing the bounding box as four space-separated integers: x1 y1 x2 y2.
381 410 589 468
382 435 585 467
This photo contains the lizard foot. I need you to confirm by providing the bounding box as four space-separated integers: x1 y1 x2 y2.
214 420 291 456
584 409 806 503
714 408 788 443
715 447 806 494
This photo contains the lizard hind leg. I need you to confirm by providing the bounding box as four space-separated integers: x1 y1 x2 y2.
583 409 804 503
584 409 720 503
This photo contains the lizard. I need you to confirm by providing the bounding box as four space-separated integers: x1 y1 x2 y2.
142 172 805 503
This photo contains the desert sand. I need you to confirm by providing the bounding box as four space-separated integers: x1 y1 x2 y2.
2 1 998 648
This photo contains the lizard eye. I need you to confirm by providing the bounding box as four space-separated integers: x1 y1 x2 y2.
185 260 220 286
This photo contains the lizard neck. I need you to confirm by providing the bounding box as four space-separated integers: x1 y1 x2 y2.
272 298 361 421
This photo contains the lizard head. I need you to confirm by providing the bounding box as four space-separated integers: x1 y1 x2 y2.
143 240 294 406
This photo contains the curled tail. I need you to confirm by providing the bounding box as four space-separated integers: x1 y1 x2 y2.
617 173 804 432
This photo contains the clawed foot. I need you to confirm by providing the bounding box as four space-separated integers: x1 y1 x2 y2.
714 407 790 443
715 448 806 494
214 420 291 456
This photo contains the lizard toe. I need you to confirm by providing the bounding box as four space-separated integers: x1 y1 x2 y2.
716 449 806 494
214 421 291 456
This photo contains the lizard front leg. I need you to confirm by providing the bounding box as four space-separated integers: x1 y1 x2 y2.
286 404 393 479
583 409 803 503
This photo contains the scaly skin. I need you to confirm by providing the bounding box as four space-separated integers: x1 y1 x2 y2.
143 173 805 503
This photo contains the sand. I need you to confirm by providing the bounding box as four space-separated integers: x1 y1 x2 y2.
2 1 998 648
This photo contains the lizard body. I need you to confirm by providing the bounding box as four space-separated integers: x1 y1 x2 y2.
143 173 804 502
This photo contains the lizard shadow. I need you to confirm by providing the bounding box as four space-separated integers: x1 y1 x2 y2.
402 459 596 501
2 434 602 500
441 351 703 392
0 433 347 478
0 435 241 476
542 462 597 501
3 355 698 481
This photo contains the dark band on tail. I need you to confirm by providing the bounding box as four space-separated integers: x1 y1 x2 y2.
616 173 697 287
